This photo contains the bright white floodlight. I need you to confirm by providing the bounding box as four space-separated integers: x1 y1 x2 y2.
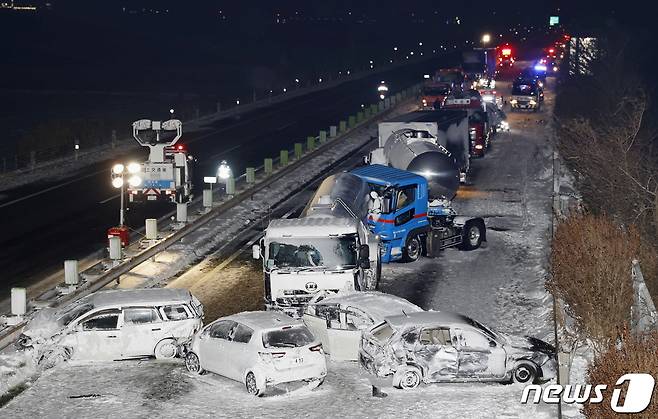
112 177 124 188
112 163 125 175
218 161 231 180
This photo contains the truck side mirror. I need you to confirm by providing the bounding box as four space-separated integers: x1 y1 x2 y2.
358 245 370 269
252 244 261 260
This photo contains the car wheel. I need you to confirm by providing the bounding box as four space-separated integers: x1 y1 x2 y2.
185 352 205 375
245 372 262 396
513 362 538 384
154 339 178 360
460 222 484 251
393 366 422 389
402 235 422 262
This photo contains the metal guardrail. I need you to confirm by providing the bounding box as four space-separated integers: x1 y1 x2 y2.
0 84 422 349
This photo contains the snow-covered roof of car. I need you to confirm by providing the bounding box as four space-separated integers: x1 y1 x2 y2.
86 288 192 307
384 311 472 329
265 217 359 238
315 292 423 323
225 311 300 331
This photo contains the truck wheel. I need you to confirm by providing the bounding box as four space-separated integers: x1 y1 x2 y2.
460 222 484 251
402 235 422 262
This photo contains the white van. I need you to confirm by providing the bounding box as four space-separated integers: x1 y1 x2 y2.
18 288 204 364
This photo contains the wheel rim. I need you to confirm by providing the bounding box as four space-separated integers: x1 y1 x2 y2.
407 238 420 260
186 354 199 373
402 370 420 388
468 226 481 246
246 373 258 394
158 341 177 359
516 366 531 382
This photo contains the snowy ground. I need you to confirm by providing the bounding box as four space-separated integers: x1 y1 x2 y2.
1 81 564 417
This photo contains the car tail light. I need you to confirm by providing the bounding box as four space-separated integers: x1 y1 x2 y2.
259 351 286 362
309 343 323 353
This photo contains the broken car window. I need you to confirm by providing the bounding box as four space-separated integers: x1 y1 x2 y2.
419 328 452 346
371 321 395 342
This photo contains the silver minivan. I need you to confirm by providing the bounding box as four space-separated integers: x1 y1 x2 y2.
18 288 204 364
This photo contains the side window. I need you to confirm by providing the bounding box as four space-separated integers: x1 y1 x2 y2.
461 329 490 349
123 307 160 325
231 324 254 344
395 186 416 210
163 305 191 321
82 310 120 331
209 321 236 340
419 327 452 346
345 307 372 330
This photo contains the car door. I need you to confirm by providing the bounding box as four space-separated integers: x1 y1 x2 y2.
453 327 506 379
121 307 164 358
72 309 123 360
415 327 459 381
303 304 339 353
222 323 254 381
326 307 370 361
198 320 235 375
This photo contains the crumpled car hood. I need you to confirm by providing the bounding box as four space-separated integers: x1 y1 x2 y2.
22 308 62 340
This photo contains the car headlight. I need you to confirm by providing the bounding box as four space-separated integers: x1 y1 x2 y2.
510 99 518 104
529 100 537 105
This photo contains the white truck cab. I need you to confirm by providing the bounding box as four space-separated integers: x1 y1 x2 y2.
253 216 379 318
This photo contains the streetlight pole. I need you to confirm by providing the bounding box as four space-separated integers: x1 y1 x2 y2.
119 180 125 226
481 34 491 74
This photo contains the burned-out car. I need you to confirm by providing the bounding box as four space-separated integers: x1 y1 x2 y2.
302 291 423 361
359 311 556 389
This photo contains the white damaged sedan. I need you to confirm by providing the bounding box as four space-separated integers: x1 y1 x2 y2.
360 311 557 389
185 311 327 395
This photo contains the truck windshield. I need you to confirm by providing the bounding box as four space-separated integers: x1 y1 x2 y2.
268 234 358 270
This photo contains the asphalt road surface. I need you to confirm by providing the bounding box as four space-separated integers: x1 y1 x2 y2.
0 54 457 291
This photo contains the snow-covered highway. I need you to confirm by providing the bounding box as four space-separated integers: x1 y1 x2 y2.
1 78 561 418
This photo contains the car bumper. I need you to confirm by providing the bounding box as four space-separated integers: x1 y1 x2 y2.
264 364 327 387
359 350 393 387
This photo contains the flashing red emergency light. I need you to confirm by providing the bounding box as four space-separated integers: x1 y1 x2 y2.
549 48 555 54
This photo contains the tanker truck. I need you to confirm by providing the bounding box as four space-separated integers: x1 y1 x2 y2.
370 110 470 184
252 172 381 317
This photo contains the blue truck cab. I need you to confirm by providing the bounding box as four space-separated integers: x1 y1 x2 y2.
351 164 486 263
